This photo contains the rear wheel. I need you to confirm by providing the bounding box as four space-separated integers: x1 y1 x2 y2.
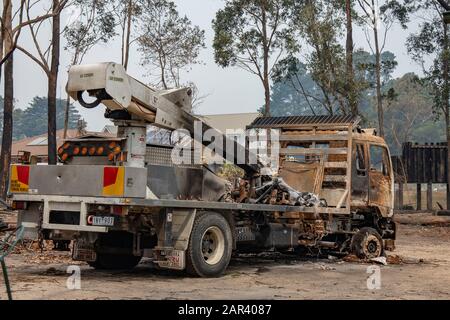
186 212 232 277
351 227 384 259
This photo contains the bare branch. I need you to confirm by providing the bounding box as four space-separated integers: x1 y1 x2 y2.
436 0 450 11
16 45 50 75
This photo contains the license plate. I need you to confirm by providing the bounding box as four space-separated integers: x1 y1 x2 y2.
157 250 185 270
92 216 115 226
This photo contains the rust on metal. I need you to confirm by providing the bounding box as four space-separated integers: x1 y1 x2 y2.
248 115 360 129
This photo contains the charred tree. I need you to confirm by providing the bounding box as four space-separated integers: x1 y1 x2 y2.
0 0 13 199
345 0 358 116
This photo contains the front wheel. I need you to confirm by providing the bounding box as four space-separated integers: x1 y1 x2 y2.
186 212 232 277
351 227 384 259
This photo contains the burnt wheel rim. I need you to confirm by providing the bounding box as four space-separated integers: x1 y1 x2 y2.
201 226 225 265
367 240 378 253
363 234 382 258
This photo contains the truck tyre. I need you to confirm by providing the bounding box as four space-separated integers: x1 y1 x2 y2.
351 227 384 259
186 212 232 277
88 253 141 270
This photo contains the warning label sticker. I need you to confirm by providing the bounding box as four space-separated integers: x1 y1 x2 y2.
10 165 30 193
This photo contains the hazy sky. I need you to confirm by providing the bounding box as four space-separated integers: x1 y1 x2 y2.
8 0 422 131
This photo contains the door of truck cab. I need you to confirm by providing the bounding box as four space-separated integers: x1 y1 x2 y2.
368 144 393 216
351 141 369 204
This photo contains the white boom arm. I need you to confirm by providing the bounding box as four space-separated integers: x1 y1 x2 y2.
67 62 195 130
67 62 260 174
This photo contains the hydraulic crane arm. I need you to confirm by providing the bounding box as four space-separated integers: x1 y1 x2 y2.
67 62 261 175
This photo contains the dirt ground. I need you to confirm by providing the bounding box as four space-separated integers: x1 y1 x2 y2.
1 212 449 300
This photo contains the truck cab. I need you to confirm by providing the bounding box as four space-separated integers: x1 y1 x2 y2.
244 115 396 256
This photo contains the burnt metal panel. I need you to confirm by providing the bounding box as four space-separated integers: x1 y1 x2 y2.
146 164 227 201
248 115 360 129
351 142 369 203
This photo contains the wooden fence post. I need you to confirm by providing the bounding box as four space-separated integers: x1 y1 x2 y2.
417 184 422 210
427 182 433 211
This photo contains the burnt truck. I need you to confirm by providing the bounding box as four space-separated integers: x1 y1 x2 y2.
8 63 396 277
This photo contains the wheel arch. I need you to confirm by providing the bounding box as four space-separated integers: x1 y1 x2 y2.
168 209 236 251
197 210 236 250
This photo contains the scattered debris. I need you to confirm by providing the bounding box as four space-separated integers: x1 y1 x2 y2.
252 178 325 207
386 255 403 265
25 253 79 265
0 210 18 230
256 267 270 274
342 254 361 263
0 198 8 209
436 210 450 217
344 254 404 265
316 263 336 271
370 256 387 266
327 255 339 261
43 267 67 276
0 218 7 231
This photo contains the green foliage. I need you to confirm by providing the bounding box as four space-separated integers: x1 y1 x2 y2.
268 50 444 154
218 163 244 182
382 73 445 154
354 50 398 87
64 0 117 63
353 50 398 125
380 0 416 28
137 0 205 88
270 59 332 116
0 97 83 141
356 0 416 29
285 0 360 115
213 0 298 69
406 2 449 121
269 50 397 117
212 0 300 114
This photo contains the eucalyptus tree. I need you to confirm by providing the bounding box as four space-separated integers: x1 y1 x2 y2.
137 0 205 89
212 0 299 116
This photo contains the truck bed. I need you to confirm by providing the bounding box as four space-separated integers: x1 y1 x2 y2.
11 193 347 215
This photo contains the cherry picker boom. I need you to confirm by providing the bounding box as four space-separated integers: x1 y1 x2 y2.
67 62 260 174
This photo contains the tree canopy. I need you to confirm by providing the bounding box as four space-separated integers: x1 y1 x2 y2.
137 0 205 89
268 48 445 154
0 96 84 141
213 0 299 116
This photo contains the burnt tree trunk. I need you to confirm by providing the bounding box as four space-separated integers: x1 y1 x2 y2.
0 0 13 199
47 0 61 165
261 3 270 117
0 1 4 84
63 92 70 139
0 57 13 199
372 0 384 137
345 0 357 116
123 0 132 71
263 75 271 117
443 21 450 210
